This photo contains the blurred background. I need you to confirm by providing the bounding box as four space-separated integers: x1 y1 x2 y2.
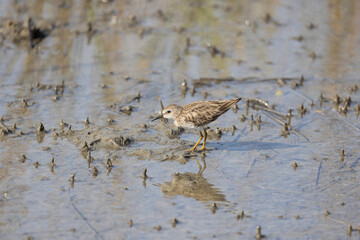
0 1 359 239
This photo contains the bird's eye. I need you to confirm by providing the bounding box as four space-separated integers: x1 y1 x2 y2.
167 110 171 113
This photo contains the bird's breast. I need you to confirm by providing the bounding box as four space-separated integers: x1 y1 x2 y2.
174 117 196 128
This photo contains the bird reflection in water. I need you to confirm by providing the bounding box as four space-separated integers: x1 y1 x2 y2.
161 156 227 202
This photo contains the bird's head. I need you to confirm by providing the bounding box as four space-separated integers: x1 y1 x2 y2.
151 104 181 121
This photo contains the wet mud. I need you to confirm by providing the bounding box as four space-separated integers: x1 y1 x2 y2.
0 1 360 239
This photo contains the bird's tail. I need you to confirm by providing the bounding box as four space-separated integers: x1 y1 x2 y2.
218 98 242 112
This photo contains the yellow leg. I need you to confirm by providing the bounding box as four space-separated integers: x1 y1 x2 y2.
185 132 203 151
199 129 207 150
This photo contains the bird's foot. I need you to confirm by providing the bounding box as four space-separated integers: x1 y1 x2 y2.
184 147 197 152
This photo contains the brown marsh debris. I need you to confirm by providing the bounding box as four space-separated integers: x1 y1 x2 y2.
0 17 52 48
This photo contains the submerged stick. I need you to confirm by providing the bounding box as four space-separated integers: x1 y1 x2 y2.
315 159 322 186
71 203 104 240
28 18 35 48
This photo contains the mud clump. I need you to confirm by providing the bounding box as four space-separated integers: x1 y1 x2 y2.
37 122 45 133
0 17 53 48
113 136 131 146
166 128 183 139
0 122 13 135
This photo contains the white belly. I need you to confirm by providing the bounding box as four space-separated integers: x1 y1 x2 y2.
174 119 196 128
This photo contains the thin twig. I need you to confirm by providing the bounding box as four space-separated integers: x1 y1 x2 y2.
248 98 272 109
246 156 256 178
327 216 347 225
253 105 287 119
350 157 360 169
71 203 104 240
262 111 309 141
315 159 322 186
28 18 35 48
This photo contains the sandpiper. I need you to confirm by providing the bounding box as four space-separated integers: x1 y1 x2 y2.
152 98 241 151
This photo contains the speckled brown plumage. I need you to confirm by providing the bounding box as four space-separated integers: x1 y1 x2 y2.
174 98 241 128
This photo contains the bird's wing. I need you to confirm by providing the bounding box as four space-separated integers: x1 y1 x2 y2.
180 98 240 127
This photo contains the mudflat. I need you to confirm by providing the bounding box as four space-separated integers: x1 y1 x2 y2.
0 1 359 239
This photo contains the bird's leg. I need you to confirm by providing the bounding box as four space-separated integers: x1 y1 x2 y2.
199 128 208 150
196 159 202 174
185 131 203 151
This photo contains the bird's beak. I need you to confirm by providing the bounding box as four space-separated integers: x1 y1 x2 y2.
151 115 163 122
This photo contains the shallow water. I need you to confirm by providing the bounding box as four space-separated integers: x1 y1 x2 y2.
0 0 359 239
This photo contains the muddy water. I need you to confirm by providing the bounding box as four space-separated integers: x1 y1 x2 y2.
0 1 360 239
